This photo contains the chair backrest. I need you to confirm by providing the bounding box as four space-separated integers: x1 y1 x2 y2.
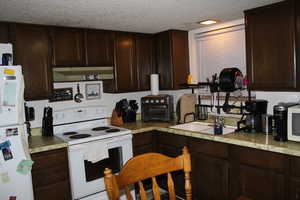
104 146 192 200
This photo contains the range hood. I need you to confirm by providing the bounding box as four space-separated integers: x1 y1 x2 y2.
53 66 114 82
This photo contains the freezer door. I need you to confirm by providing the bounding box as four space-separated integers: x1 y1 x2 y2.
0 65 25 127
0 125 34 200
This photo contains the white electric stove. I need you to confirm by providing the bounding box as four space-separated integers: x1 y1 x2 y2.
53 105 134 200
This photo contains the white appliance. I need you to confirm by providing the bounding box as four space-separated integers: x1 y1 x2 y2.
0 65 34 200
288 105 300 142
53 104 134 200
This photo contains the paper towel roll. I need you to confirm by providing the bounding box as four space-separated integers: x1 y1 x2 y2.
150 74 159 95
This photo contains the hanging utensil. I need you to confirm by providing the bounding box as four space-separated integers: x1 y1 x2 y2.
74 84 84 103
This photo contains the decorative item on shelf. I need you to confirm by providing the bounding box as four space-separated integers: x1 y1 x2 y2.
85 83 101 100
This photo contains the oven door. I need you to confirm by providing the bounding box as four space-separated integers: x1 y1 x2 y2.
68 134 133 199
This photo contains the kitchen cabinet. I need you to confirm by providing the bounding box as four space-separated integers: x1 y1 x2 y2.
157 132 188 198
51 27 85 66
132 131 157 155
245 0 297 91
85 29 115 66
0 22 9 43
135 33 155 91
115 32 137 92
155 30 190 90
189 138 229 200
11 23 53 100
230 146 287 200
31 148 72 200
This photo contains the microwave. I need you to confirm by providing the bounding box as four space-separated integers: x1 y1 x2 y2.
288 105 300 142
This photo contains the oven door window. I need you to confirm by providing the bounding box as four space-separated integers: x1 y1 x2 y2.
84 147 123 182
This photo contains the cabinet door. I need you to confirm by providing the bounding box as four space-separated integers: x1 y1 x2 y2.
156 31 173 90
51 27 84 66
191 153 229 200
0 22 9 43
85 30 115 66
135 34 154 91
230 164 285 200
171 30 189 90
245 0 296 91
31 148 71 200
158 133 187 198
12 24 53 100
115 32 137 92
289 178 300 200
132 132 156 156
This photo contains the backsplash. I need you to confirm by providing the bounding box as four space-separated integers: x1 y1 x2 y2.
27 84 191 128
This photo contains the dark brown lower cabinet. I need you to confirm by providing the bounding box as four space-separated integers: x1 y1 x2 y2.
31 148 71 200
132 131 300 200
189 138 229 200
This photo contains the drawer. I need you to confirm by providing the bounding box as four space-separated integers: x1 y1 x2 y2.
32 148 68 170
231 145 286 172
189 137 228 159
158 132 187 148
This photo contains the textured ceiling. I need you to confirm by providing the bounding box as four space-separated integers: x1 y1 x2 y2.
0 0 282 33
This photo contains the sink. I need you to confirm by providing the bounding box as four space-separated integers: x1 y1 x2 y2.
169 121 236 135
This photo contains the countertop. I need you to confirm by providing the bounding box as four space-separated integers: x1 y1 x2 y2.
29 134 67 154
29 118 300 157
120 120 300 157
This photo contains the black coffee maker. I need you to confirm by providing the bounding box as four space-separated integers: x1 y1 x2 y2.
237 100 268 133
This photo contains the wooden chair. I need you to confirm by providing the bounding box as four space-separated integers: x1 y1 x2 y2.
104 147 192 200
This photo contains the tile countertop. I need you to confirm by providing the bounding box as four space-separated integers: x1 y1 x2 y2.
120 119 300 158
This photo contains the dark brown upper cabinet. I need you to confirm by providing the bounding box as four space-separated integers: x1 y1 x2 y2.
135 33 155 91
85 30 115 66
115 32 138 92
245 0 297 91
0 22 9 43
11 24 53 100
155 30 190 90
51 27 85 66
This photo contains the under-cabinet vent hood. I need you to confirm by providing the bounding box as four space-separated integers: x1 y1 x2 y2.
53 66 114 82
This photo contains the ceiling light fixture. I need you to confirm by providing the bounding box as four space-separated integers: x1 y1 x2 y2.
198 19 219 25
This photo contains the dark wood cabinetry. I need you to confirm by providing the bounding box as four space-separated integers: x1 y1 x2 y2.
11 24 53 100
51 27 85 66
135 33 154 91
189 138 229 200
85 30 115 66
132 131 300 200
115 32 137 92
230 146 286 200
155 30 189 90
0 22 9 43
31 148 71 200
245 0 297 91
132 131 157 156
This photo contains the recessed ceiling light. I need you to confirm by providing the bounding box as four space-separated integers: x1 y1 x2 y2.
198 19 219 25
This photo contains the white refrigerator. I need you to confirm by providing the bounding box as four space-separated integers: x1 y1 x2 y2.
0 65 34 200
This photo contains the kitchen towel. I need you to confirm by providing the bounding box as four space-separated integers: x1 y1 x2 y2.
150 74 159 95
84 141 108 163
